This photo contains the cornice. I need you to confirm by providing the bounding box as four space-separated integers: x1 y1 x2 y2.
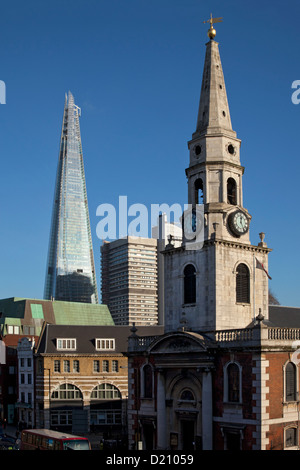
162 239 272 255
185 160 245 176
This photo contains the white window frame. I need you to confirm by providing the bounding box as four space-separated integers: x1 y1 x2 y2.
95 338 115 351
57 338 77 351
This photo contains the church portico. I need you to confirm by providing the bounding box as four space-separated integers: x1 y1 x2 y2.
128 331 215 450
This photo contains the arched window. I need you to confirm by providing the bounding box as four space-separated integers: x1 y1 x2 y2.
52 383 82 400
236 263 250 303
194 178 204 205
184 264 196 304
180 389 195 401
227 178 237 205
227 363 240 403
285 362 297 402
91 383 121 400
143 364 153 398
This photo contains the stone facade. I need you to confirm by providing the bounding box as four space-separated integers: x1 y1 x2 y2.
164 240 270 332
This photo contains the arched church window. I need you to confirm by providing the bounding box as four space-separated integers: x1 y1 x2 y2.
184 264 196 304
143 364 153 398
236 263 250 303
227 363 240 403
285 362 297 402
194 178 204 205
180 389 195 401
227 178 237 205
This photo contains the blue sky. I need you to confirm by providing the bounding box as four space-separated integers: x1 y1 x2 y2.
0 0 300 307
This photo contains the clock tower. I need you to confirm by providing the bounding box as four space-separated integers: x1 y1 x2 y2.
163 20 271 332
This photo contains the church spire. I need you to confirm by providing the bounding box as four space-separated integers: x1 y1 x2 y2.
186 19 246 241
193 18 236 139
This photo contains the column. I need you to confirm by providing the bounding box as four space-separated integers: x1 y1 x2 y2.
202 368 213 450
156 370 167 449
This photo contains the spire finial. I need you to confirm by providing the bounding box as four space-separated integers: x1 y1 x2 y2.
203 13 223 39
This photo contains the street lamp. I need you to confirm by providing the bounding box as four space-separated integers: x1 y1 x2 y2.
43 368 51 428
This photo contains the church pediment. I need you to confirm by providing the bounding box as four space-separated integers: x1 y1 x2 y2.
149 331 212 355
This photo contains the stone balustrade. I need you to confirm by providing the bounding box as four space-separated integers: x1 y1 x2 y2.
128 326 300 353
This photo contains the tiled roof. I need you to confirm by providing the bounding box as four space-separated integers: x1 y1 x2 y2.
269 305 300 328
36 324 164 355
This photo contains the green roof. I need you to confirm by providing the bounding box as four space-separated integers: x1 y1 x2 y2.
52 300 114 326
0 297 114 327
0 298 26 318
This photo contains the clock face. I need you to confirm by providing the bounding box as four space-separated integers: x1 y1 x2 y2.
229 211 249 236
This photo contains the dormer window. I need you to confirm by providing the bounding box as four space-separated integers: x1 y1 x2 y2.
57 338 76 350
95 339 115 351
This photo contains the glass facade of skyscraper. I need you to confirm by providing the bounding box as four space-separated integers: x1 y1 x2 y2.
44 91 98 303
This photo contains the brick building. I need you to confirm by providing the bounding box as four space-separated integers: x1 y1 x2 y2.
0 297 113 425
34 323 163 443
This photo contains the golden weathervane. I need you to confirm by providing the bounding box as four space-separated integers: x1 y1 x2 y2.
203 13 223 39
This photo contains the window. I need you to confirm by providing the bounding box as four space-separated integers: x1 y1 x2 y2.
102 360 109 372
143 364 152 398
54 360 61 373
227 363 240 403
63 360 70 373
23 326 35 335
285 362 297 402
51 410 72 427
91 383 121 400
7 325 20 334
112 360 119 372
180 390 195 401
52 383 82 400
194 178 204 205
227 178 237 205
57 338 76 350
73 360 80 373
285 427 297 448
236 263 250 303
93 360 100 373
90 410 121 426
184 264 196 304
96 339 115 351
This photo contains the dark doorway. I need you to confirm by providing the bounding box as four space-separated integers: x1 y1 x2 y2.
181 420 195 450
226 431 241 450
143 423 154 450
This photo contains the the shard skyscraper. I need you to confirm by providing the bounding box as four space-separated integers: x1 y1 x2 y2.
44 91 98 304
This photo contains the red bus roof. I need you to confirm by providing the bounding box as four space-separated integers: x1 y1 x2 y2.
22 429 88 440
